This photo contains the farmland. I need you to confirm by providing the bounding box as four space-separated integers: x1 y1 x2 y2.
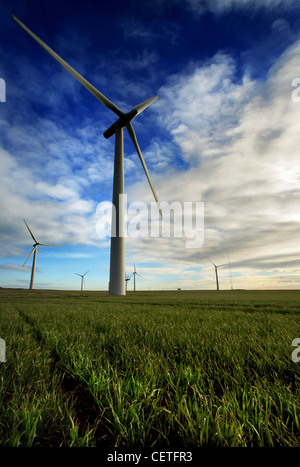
0 288 299 447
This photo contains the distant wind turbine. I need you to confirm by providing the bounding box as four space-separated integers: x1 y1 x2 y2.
132 263 143 291
125 272 132 292
12 14 161 297
75 270 89 291
22 219 61 290
209 259 226 291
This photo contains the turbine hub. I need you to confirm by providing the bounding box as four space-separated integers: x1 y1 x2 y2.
103 109 138 139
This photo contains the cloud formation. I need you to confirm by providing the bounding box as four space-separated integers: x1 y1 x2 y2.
182 0 298 15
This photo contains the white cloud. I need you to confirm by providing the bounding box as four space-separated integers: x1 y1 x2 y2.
0 263 31 272
154 53 254 165
0 145 101 255
182 0 298 15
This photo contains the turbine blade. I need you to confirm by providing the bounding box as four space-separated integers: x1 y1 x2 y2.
126 123 162 217
22 247 36 267
39 244 62 247
131 96 158 116
11 14 124 117
23 219 38 243
75 273 81 276
83 271 89 276
208 258 216 267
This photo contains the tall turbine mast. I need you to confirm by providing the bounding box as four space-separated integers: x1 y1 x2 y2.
209 259 226 291
12 14 161 296
132 263 142 291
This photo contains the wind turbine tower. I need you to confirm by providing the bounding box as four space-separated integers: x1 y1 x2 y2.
132 263 142 291
22 219 61 290
209 259 226 291
12 15 161 297
75 271 89 291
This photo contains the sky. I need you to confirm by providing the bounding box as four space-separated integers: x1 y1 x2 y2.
0 0 300 291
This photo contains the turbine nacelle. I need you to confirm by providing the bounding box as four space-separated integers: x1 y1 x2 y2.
104 109 138 139
103 95 159 139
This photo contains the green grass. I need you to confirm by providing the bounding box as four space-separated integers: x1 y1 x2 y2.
0 289 299 447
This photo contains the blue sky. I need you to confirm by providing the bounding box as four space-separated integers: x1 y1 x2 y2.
1 0 300 290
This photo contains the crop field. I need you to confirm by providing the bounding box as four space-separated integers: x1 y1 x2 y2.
0 288 299 447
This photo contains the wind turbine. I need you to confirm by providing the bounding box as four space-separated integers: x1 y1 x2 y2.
209 259 226 291
12 14 161 297
75 270 89 291
125 272 132 292
132 263 143 291
22 219 61 290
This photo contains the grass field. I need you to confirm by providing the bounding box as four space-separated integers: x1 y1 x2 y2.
0 288 299 447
